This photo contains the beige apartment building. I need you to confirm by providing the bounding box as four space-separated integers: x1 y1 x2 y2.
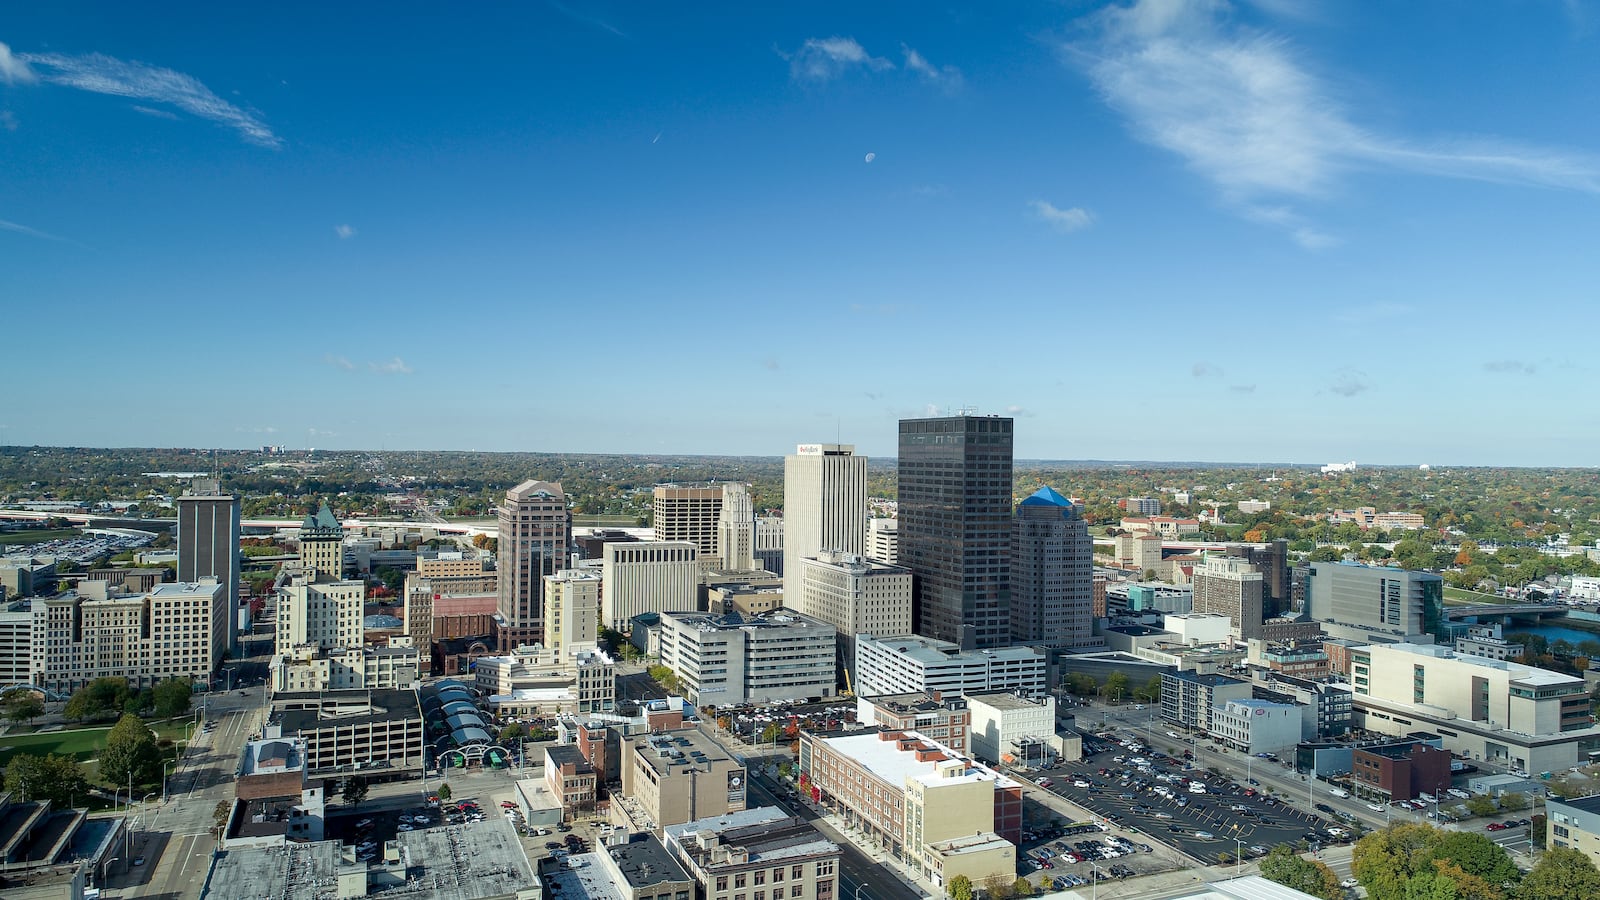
664 807 840 900
783 444 869 605
620 730 746 833
403 571 498 650
276 575 364 652
297 501 345 578
30 578 227 692
269 642 421 694
1191 555 1266 641
544 569 600 658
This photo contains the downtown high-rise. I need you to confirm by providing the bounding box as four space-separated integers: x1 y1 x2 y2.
782 443 868 603
496 480 571 650
898 414 1013 649
176 477 241 651
1011 486 1094 649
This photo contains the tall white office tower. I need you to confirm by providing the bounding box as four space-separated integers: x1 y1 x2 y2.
782 444 868 604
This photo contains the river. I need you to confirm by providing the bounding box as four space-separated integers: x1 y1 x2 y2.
1504 623 1600 646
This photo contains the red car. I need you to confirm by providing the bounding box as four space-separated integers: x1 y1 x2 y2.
1485 823 1506 831
501 801 518 808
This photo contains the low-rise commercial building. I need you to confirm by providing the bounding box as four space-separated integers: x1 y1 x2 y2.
1350 741 1452 802
1209 699 1302 756
541 835 694 900
1546 795 1600 866
853 634 1046 698
1350 642 1600 773
658 610 835 706
620 729 747 834
796 728 1020 889
966 691 1074 768
1455 623 1525 662
1160 671 1253 733
474 643 616 716
547 743 598 820
856 693 971 755
664 807 840 900
227 737 325 846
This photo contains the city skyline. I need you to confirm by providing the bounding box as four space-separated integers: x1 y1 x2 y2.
4 2 1600 466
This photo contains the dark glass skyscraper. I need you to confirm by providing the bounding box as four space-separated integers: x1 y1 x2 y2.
897 414 1013 649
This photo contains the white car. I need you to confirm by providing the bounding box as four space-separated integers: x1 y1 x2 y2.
1341 878 1360 889
1367 803 1385 812
398 824 414 832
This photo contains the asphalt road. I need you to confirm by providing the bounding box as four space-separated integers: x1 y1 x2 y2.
745 768 924 900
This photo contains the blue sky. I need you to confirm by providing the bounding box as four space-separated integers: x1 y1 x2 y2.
4 1 1599 466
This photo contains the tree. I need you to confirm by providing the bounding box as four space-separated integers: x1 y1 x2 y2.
946 875 973 900
1012 877 1034 898
1465 795 1499 818
982 874 1013 900
1531 814 1547 849
100 714 162 789
1 688 45 725
63 677 131 722
3 752 88 808
1354 823 1445 900
1425 832 1518 886
211 799 231 838
1101 671 1130 702
498 722 529 743
437 782 452 802
760 723 782 744
1259 845 1343 900
1066 673 1099 696
342 777 370 806
1497 792 1527 811
1520 847 1600 900
152 677 193 718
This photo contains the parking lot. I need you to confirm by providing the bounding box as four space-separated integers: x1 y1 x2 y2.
324 794 539 862
720 701 859 745
1036 734 1351 864
1013 818 1179 890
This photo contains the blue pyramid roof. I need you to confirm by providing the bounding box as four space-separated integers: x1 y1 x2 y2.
1019 486 1074 508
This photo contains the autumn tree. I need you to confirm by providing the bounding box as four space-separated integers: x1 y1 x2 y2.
1519 847 1600 900
946 875 973 900
1258 845 1342 900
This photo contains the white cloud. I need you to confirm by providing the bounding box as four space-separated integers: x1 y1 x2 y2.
369 357 413 375
1228 384 1257 393
16 47 281 147
1073 0 1600 243
1005 404 1036 417
0 218 66 242
1030 199 1094 232
324 354 355 372
131 105 179 120
789 37 893 82
234 425 278 434
334 224 357 239
1191 361 1223 378
902 44 963 89
0 42 36 84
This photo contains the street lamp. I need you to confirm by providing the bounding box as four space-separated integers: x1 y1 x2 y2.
1233 837 1245 878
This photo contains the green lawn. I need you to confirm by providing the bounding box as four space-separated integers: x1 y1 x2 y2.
0 528 80 546
1443 586 1506 605
0 727 113 766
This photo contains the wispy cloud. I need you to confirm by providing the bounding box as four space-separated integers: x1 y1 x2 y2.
1030 199 1094 232
1228 384 1257 393
0 42 36 84
1191 361 1223 378
234 425 278 434
787 37 894 82
762 357 781 372
1071 0 1600 243
14 44 280 147
0 218 67 242
131 105 178 120
0 110 15 131
548 1 627 38
369 357 413 375
902 44 963 90
1005 404 1036 417
323 354 355 372
1333 302 1412 326
1483 359 1538 375
334 224 357 239
1329 368 1370 397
